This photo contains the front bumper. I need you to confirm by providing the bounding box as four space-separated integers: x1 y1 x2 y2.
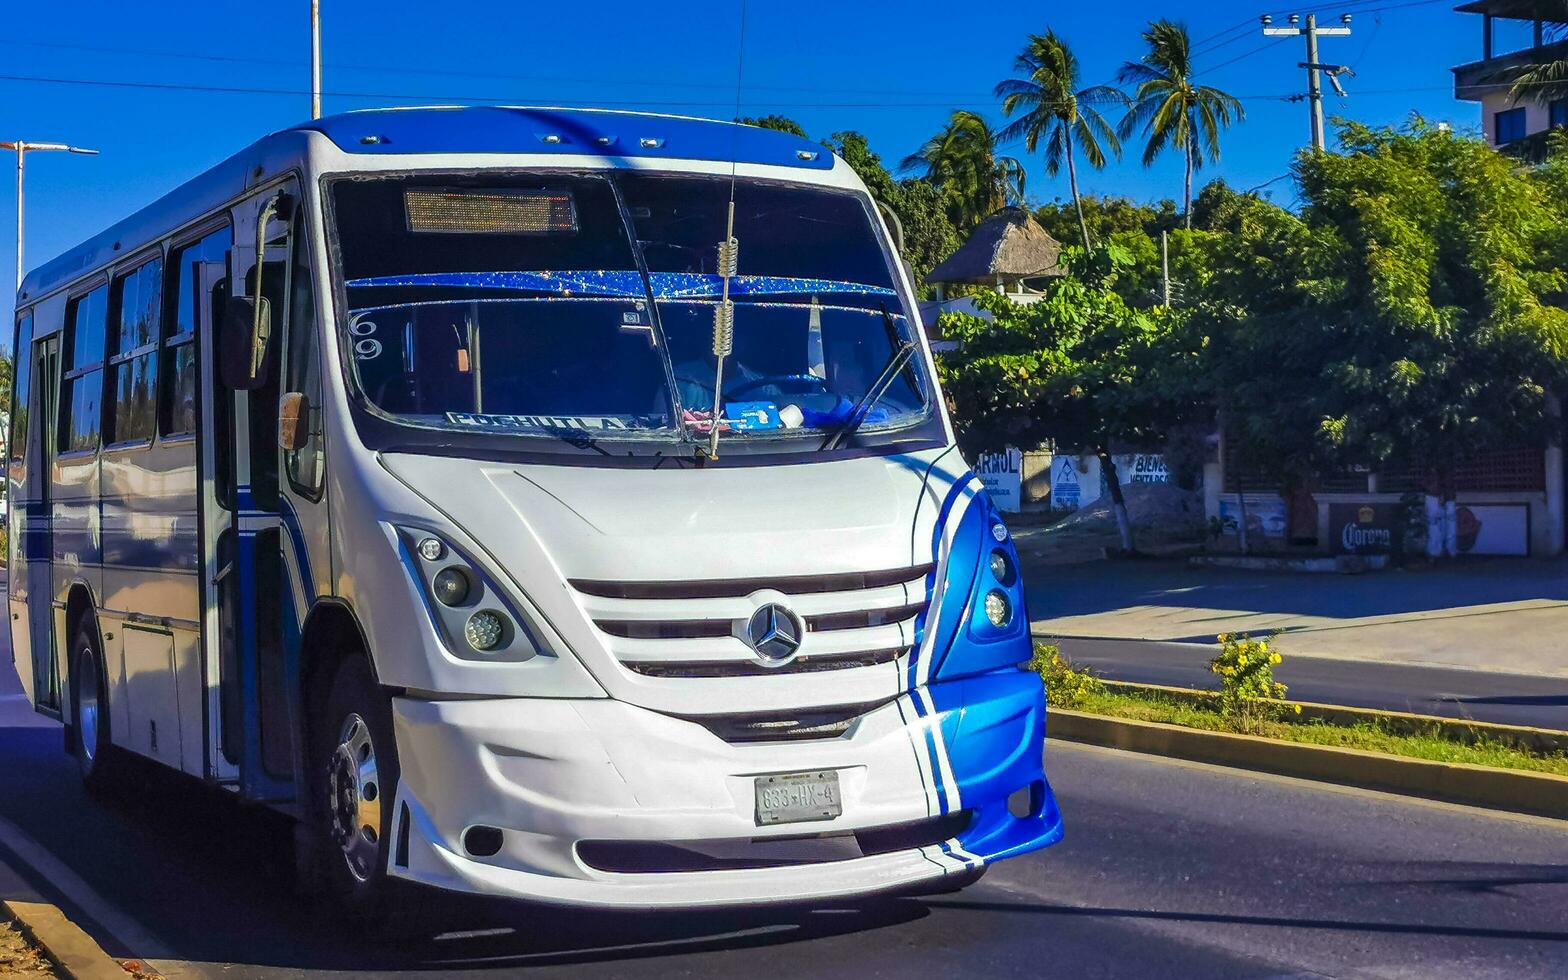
388 669 1062 908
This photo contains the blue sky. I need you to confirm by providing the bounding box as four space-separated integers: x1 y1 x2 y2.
0 0 1485 335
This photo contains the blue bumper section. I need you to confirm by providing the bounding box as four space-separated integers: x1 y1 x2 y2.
928 669 1063 863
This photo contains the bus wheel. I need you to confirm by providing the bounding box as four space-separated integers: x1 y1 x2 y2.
71 617 121 793
315 656 401 919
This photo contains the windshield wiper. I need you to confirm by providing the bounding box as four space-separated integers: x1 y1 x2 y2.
821 311 917 452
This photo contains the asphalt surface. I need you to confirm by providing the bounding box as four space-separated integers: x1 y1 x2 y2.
1055 637 1568 732
3 659 1568 978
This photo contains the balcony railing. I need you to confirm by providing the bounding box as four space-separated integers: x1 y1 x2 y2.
1453 38 1568 100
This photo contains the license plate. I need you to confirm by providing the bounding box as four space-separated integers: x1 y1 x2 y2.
754 770 842 826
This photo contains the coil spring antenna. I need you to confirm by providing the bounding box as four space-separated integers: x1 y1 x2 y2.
702 0 748 461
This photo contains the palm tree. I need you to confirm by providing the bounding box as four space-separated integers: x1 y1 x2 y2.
1508 8 1568 106
903 110 1027 230
1117 19 1243 229
994 30 1126 253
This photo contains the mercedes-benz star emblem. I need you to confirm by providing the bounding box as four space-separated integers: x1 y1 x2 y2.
746 603 803 663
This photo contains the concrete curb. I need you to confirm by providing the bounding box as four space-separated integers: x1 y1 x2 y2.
2 898 131 980
1049 709 1568 821
1187 553 1390 573
1100 679 1568 752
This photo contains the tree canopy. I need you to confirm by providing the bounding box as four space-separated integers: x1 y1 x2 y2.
735 115 808 138
995 30 1126 251
1118 19 1244 228
1180 119 1568 488
901 110 1027 230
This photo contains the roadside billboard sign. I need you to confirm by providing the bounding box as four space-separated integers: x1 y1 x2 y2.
1219 496 1287 538
1456 504 1529 556
976 447 1023 512
1051 456 1081 511
1330 503 1402 557
1128 454 1170 484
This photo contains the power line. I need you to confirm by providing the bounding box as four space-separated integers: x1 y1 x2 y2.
1262 13 1358 151
0 35 1002 101
0 68 1308 108
6 3 1450 103
1350 15 1383 70
1202 38 1290 76
1196 0 1445 76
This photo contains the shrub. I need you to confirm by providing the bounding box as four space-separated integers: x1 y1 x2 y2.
1030 642 1104 708
1209 632 1296 729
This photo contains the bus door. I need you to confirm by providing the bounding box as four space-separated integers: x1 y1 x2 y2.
23 334 61 711
215 182 297 800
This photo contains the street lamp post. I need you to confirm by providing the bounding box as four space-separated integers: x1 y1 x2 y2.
0 141 99 297
311 1 322 119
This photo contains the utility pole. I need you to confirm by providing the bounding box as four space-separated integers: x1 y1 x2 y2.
1161 230 1171 307
310 1 322 119
0 140 99 296
1261 13 1354 152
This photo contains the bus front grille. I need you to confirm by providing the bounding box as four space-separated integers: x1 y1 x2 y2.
621 647 905 678
569 565 931 680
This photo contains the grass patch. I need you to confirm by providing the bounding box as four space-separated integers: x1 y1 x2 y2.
1068 687 1568 777
1032 640 1568 778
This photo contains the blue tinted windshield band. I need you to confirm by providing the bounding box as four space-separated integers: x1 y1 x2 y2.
648 273 897 299
344 270 897 300
345 270 647 297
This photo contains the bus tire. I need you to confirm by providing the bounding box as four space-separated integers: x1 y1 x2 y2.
313 655 402 920
70 616 121 794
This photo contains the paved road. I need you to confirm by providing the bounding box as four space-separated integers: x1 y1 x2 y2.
1057 637 1568 732
1023 555 1568 677
3 662 1567 978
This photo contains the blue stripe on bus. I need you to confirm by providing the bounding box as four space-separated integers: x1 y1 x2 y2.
908 472 975 691
279 497 315 611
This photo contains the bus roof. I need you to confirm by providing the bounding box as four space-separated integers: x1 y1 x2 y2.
294 106 833 170
19 106 834 304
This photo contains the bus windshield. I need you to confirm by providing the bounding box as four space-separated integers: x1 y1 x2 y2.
331 173 930 447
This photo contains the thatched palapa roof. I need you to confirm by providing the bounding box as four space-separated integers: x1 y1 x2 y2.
927 207 1064 286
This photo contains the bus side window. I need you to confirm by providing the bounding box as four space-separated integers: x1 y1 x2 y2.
106 258 162 446
61 285 108 454
164 228 230 437
284 216 323 496
11 312 33 467
9 311 33 566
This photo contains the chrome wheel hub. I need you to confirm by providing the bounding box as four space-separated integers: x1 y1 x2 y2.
78 645 100 764
327 713 382 882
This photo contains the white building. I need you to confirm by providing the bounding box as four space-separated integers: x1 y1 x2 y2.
1453 1 1568 157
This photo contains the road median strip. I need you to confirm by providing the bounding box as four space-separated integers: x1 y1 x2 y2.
1049 708 1568 820
1100 678 1568 753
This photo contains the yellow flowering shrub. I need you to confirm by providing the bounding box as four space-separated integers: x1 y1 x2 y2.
1209 632 1297 726
1030 642 1104 709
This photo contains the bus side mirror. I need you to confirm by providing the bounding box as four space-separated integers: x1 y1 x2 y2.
279 391 310 450
220 295 271 391
876 199 905 253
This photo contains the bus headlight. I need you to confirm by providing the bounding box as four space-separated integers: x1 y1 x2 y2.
465 611 507 652
984 589 1012 627
989 549 1015 586
929 494 1030 682
432 567 471 606
396 526 540 663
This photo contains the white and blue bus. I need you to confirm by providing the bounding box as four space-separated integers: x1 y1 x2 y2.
6 106 1061 912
